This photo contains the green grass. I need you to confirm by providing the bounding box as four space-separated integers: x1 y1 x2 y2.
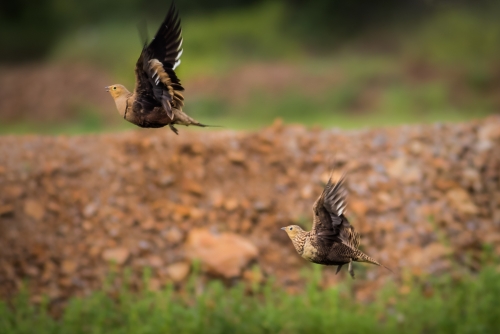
1 263 500 334
189 83 492 131
0 80 490 135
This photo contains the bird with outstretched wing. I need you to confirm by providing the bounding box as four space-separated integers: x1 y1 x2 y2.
106 3 210 135
282 173 391 279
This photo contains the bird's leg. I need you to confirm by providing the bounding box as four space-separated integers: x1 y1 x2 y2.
335 264 343 275
348 260 355 279
169 124 179 135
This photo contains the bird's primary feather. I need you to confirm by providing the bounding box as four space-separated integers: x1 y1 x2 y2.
312 173 360 249
135 3 184 120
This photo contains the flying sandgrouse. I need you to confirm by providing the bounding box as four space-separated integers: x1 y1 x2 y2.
106 3 208 135
282 173 391 278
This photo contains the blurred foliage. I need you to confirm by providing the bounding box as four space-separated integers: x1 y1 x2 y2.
1 262 500 333
49 2 295 82
283 0 426 48
282 0 500 49
404 9 500 68
2 0 500 62
0 0 61 61
0 0 263 62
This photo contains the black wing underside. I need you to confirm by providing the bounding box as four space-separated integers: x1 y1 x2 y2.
134 3 184 118
313 174 360 249
133 55 162 113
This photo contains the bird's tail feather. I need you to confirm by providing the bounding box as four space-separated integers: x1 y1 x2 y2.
191 122 223 128
173 109 223 128
355 250 393 273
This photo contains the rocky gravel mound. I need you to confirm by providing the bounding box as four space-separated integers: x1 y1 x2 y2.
1 116 499 304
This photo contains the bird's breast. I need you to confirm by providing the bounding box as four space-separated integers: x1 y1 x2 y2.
301 237 317 262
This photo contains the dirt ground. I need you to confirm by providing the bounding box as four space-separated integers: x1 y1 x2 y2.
0 116 499 306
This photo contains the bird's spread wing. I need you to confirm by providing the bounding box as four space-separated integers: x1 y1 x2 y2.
312 173 360 249
133 55 162 113
133 3 185 119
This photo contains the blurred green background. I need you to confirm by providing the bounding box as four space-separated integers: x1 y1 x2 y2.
1 0 499 134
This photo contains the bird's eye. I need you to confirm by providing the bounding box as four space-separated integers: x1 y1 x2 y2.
113 87 117 90
289 227 293 231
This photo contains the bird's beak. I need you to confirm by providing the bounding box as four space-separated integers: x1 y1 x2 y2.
105 86 110 92
280 227 286 230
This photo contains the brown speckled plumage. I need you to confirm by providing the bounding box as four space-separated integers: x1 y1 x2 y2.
282 174 391 278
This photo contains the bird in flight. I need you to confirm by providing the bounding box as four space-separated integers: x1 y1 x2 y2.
106 3 208 135
282 173 391 279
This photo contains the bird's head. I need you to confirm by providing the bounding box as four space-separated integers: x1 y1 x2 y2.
105 84 129 99
281 225 304 239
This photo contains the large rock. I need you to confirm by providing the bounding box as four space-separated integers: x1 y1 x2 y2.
185 228 258 279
